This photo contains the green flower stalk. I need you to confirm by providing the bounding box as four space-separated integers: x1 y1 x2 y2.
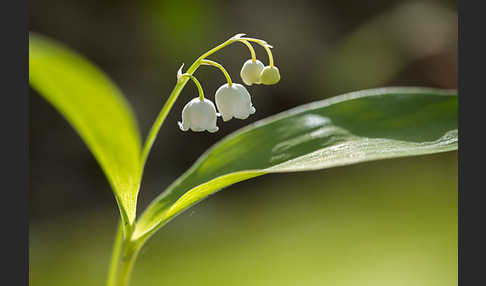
29 32 459 286
110 33 280 286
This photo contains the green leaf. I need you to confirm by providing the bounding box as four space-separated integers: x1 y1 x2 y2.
29 33 142 224
134 87 457 239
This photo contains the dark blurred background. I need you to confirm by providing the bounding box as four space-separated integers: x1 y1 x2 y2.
29 0 457 285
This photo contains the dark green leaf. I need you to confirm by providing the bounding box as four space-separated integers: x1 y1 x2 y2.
134 87 457 239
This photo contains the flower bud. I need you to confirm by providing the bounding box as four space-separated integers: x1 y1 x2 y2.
215 83 256 122
259 66 280 85
240 59 264 86
178 98 219 133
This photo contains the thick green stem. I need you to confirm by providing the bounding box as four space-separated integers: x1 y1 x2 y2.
107 222 124 286
106 221 143 286
115 240 142 286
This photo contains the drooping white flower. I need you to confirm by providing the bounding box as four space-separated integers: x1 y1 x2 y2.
215 83 256 122
178 98 219 133
240 59 264 86
259 66 281 85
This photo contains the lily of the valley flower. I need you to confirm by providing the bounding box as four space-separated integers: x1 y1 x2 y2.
240 59 264 86
260 65 280 85
175 34 280 133
178 97 219 133
215 83 256 121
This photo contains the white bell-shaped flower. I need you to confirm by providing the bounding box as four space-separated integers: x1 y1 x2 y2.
178 97 219 133
215 83 256 122
260 66 281 85
240 59 264 86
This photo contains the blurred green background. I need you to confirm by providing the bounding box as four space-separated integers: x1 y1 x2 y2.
29 0 457 285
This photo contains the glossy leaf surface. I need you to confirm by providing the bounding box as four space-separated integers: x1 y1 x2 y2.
134 87 458 238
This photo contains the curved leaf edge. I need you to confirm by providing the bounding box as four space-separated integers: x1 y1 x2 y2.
133 87 458 239
29 32 143 225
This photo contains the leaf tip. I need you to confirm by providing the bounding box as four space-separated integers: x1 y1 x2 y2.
177 63 184 80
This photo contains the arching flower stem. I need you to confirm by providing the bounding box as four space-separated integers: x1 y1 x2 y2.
141 33 272 170
239 39 257 62
263 45 274 68
240 37 274 68
139 34 242 168
108 33 278 286
179 73 205 100
201 59 233 86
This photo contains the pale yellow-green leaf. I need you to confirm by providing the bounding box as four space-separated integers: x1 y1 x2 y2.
29 33 142 224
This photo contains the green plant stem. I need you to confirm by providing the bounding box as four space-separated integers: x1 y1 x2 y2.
109 35 244 286
107 222 144 286
115 240 142 286
139 35 239 168
201 59 233 86
107 222 124 286
239 39 256 62
180 73 205 100
241 37 274 67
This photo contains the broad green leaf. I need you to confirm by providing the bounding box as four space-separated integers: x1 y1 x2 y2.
134 87 457 239
29 33 142 224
